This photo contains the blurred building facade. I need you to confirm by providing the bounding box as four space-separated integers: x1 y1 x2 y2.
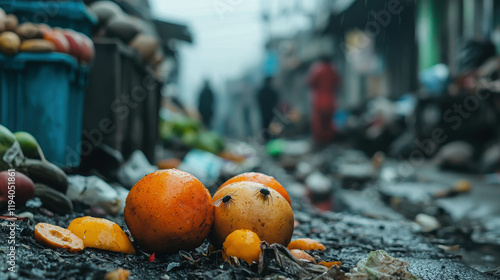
254 0 500 118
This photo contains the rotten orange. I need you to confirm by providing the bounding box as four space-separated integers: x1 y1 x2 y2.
124 169 214 254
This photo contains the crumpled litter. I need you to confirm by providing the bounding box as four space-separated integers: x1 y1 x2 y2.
117 150 157 189
257 242 348 280
346 250 418 280
67 175 124 215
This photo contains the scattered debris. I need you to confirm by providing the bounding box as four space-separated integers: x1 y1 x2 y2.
437 244 460 251
346 250 418 280
415 213 441 232
117 150 157 189
67 175 123 214
104 268 130 280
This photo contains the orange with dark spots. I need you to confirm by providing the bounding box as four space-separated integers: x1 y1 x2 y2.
210 181 294 248
124 169 214 253
219 172 292 205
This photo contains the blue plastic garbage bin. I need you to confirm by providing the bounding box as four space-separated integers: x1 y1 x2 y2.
0 53 88 168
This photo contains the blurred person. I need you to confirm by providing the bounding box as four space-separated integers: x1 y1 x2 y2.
307 56 341 144
258 76 279 141
198 80 215 128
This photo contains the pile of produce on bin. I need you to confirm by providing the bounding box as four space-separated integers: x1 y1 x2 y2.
0 7 94 63
160 115 225 155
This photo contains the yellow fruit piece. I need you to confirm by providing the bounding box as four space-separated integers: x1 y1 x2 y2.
223 229 262 265
287 238 325 251
67 216 135 255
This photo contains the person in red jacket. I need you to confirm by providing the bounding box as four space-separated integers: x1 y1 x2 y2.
307 56 341 144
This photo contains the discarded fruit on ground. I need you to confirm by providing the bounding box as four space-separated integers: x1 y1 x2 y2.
14 131 45 160
67 216 135 255
219 172 291 205
211 181 294 248
34 183 73 215
0 124 24 171
287 238 326 251
34 223 84 253
124 169 214 253
21 158 68 193
289 249 315 262
0 171 35 208
222 229 262 265
0 124 16 156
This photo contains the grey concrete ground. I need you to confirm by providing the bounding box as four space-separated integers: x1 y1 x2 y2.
334 157 500 273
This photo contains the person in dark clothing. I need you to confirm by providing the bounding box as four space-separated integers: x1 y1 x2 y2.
198 80 215 128
258 77 279 141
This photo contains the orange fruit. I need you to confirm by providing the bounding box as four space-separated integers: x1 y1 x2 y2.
219 172 291 205
210 181 294 248
289 249 315 262
67 216 135 255
222 229 262 264
34 223 84 253
287 238 325 251
124 169 214 254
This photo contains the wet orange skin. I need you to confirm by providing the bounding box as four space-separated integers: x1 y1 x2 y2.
67 216 135 255
124 169 214 254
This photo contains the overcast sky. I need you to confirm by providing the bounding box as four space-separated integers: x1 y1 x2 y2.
150 0 319 109
150 0 265 108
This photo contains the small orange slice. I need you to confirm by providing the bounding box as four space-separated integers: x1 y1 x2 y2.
289 249 315 262
34 223 84 253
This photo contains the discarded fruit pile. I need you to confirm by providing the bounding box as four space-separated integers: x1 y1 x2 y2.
1 167 498 279
0 8 94 62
